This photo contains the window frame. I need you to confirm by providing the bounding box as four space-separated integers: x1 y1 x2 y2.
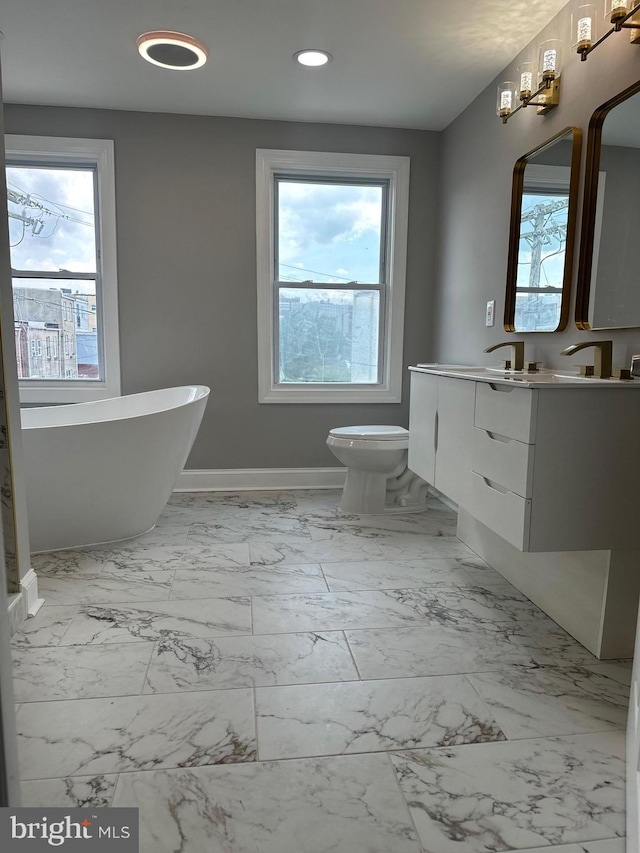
5 135 120 404
256 149 410 404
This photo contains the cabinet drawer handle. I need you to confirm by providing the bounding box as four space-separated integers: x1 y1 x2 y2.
480 476 510 495
488 383 515 393
485 430 512 444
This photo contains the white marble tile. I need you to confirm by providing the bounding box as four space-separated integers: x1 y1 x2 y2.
12 643 154 701
391 731 626 853
256 675 505 760
521 617 600 665
322 557 491 592
584 661 633 687
60 598 252 645
144 631 358 692
250 535 385 566
187 516 311 544
514 840 626 853
21 775 118 807
307 509 458 540
112 753 422 853
36 571 175 605
111 525 190 548
94 543 251 573
31 550 109 577
11 605 77 648
251 587 522 636
346 623 556 679
17 689 256 779
426 584 546 623
169 564 329 599
375 534 478 561
468 665 629 739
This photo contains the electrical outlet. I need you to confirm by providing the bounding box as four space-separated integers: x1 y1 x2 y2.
486 300 496 327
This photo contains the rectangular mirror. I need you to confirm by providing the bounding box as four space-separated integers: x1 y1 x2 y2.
576 81 640 330
504 127 582 332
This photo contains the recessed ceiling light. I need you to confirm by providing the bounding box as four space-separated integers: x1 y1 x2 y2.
294 50 332 67
137 31 208 70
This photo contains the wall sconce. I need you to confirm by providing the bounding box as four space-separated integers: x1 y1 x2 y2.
572 1 640 59
497 40 562 123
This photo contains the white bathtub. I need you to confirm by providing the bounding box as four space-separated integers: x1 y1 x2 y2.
21 386 209 552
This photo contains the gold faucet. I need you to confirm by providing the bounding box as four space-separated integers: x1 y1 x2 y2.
484 341 525 371
560 340 613 379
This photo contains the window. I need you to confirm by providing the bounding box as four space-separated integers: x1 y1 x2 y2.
256 149 410 403
6 135 120 403
515 165 570 333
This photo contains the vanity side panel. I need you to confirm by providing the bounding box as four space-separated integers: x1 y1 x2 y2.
408 371 438 484
528 388 640 551
434 376 476 508
458 508 610 656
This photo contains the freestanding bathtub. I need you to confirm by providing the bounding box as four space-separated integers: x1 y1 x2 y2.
21 385 209 552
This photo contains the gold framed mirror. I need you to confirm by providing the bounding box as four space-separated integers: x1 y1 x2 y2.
504 126 582 332
576 80 640 330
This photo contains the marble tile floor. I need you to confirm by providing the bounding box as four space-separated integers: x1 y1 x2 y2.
12 490 631 853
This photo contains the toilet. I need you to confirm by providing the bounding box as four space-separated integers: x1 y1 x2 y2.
326 425 429 514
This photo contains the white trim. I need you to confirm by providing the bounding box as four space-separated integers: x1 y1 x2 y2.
588 171 607 325
19 568 44 617
6 135 121 404
176 467 347 492
256 149 410 404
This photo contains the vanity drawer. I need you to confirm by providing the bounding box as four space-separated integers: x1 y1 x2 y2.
474 382 537 444
468 471 532 551
472 427 534 498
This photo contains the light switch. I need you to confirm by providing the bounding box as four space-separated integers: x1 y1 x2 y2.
486 300 496 327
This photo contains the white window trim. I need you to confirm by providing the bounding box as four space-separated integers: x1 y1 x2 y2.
6 135 120 404
256 148 410 404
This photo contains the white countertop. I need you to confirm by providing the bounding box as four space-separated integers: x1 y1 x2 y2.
409 364 639 388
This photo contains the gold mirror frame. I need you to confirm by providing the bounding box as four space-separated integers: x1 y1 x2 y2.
504 126 582 332
576 80 640 330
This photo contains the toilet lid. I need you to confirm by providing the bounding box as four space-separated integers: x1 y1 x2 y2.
329 425 409 441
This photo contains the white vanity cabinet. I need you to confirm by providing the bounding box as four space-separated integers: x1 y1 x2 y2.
408 372 475 509
409 367 640 553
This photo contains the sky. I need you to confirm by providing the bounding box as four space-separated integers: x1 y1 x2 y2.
277 180 384 298
6 165 96 295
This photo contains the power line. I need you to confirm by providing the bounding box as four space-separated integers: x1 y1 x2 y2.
279 262 354 282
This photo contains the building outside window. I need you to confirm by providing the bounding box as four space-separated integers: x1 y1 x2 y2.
5 135 120 403
256 149 410 403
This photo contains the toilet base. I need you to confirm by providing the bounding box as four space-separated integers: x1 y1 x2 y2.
340 466 429 515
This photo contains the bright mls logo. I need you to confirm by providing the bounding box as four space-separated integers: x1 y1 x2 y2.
0 808 138 850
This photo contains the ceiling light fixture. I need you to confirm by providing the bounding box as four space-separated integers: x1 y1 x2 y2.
294 49 332 67
137 31 208 70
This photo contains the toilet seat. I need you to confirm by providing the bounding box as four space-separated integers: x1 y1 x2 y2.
328 425 408 441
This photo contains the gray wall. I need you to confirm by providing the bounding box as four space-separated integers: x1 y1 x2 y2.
433 0 640 367
4 106 440 469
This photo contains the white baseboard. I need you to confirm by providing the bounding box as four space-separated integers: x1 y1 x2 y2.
20 568 45 617
176 467 347 492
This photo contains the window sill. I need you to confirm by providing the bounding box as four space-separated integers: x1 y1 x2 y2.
259 384 401 404
19 380 121 406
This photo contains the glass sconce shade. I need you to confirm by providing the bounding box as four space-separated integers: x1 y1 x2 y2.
497 81 518 117
539 39 563 80
517 62 534 98
573 6 598 50
606 0 630 22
